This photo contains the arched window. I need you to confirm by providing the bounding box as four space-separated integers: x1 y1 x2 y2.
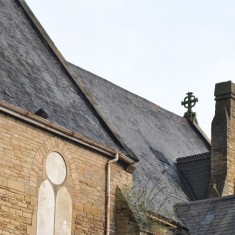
37 152 72 235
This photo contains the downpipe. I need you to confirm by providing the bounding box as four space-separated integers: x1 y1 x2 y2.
106 153 119 235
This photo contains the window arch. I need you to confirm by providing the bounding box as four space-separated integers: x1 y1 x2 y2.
37 152 72 235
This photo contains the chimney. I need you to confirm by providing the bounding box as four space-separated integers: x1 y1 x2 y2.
208 81 235 198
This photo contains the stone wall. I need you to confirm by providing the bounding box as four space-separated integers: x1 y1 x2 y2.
0 112 132 234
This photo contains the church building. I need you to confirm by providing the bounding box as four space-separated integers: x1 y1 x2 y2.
1 0 235 234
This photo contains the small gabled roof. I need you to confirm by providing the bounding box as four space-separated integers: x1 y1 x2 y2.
175 195 235 235
0 0 132 159
70 64 210 217
177 152 211 200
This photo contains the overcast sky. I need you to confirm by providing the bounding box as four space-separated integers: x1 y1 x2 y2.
25 0 235 138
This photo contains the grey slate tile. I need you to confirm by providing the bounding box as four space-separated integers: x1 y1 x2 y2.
176 195 235 234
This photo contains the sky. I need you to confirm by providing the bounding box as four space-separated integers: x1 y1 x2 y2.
25 0 235 138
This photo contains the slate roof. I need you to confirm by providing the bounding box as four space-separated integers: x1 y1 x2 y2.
70 65 210 217
0 0 129 157
175 195 235 235
176 152 211 200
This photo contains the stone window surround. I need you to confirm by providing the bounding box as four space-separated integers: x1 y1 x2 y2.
36 152 72 235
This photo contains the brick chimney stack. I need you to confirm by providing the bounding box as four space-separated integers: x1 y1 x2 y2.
208 81 235 198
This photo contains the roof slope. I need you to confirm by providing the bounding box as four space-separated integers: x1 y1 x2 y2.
0 0 128 154
176 195 235 235
70 65 210 217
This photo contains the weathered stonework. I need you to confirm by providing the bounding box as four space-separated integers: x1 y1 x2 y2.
0 112 132 234
208 81 235 197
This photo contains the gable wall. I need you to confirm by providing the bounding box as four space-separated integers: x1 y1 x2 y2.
0 111 132 234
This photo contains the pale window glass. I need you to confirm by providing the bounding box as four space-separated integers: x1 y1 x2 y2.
46 152 66 185
37 180 55 235
55 186 72 235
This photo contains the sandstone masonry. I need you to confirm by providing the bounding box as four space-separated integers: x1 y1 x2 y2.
0 112 132 235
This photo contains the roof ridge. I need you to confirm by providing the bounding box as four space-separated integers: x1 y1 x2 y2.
69 62 187 119
68 63 162 105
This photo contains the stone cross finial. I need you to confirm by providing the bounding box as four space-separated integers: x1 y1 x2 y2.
181 92 198 123
181 92 198 113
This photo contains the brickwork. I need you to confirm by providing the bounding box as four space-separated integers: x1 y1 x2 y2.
208 81 235 197
0 112 132 234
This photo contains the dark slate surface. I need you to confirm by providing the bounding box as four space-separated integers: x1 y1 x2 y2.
0 0 127 154
176 153 211 200
176 195 235 235
70 64 210 217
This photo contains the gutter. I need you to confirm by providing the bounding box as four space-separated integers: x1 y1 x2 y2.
0 101 135 165
148 215 177 229
148 213 189 233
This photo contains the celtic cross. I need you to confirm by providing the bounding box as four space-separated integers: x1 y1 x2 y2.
181 92 198 114
181 92 198 124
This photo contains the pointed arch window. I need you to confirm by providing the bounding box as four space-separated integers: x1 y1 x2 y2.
37 152 72 235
